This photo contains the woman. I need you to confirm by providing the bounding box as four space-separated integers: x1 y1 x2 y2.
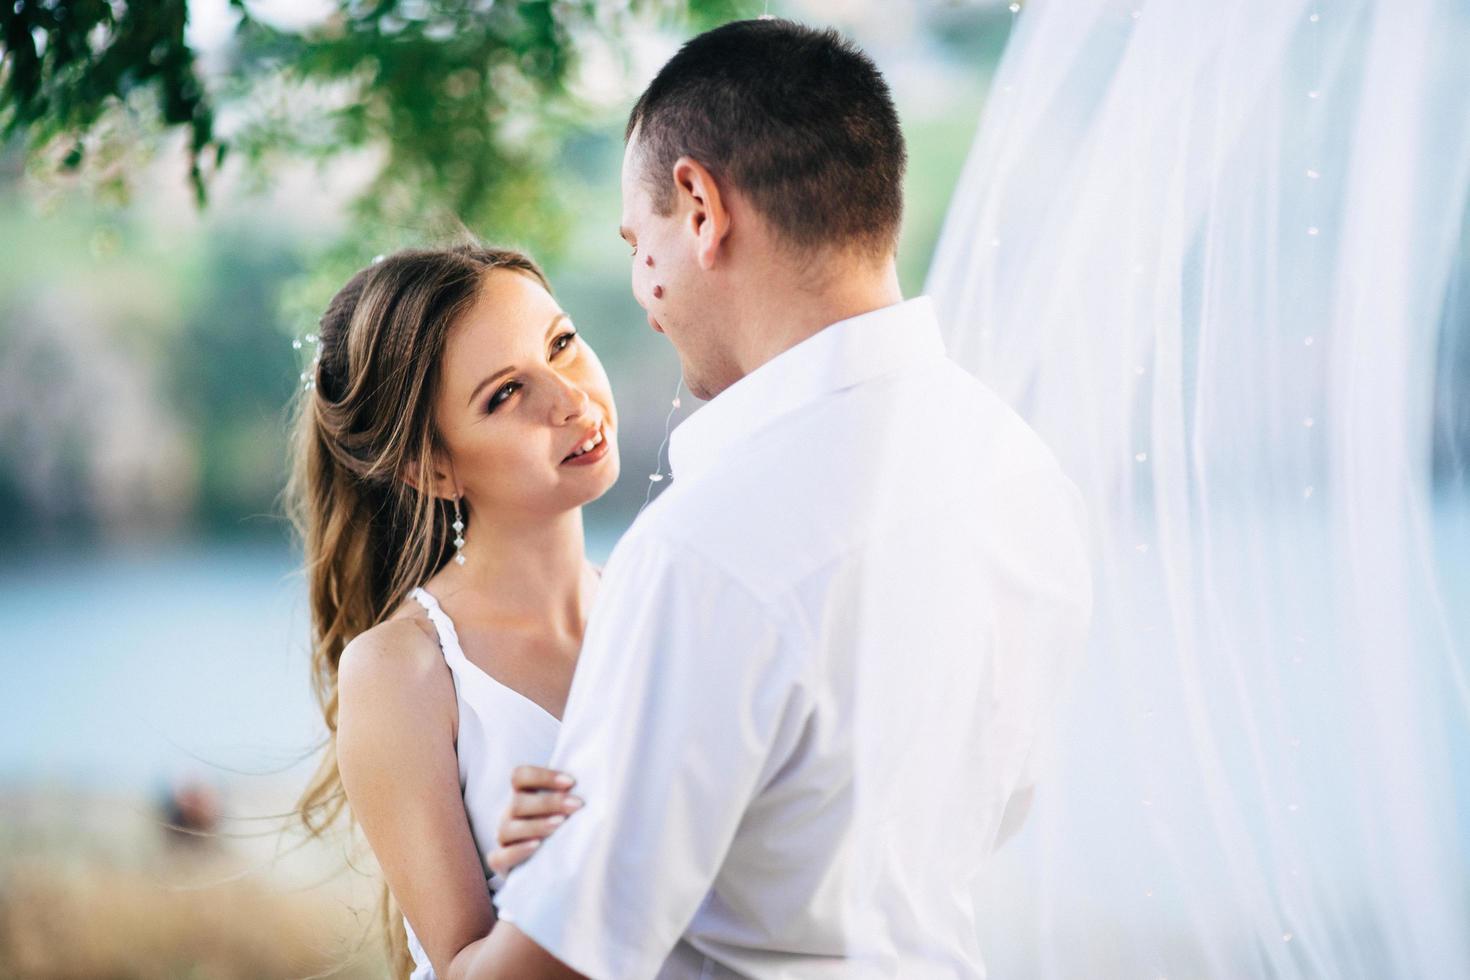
288 242 609 978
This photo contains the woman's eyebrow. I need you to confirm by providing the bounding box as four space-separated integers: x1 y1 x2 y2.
465 313 571 407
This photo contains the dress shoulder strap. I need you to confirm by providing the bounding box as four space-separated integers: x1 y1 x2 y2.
408 586 470 670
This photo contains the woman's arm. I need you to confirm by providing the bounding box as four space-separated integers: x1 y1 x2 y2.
337 619 495 978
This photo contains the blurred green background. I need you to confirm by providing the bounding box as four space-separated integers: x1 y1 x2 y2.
1 0 1012 548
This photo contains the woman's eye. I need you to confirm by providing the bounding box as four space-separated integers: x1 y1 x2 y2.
487 381 520 413
485 334 576 414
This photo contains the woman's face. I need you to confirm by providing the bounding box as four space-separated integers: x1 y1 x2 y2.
432 268 619 520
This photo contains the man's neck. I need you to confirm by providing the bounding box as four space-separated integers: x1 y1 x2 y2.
734 257 904 379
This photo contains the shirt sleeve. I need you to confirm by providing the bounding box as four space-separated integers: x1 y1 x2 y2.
491 529 808 980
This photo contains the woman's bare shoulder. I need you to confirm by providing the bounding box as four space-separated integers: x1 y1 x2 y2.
338 609 446 708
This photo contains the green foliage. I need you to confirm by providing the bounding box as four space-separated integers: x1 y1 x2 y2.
229 1 588 253
1 0 764 255
1 0 228 204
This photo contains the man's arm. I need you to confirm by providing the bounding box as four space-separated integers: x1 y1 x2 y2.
464 529 808 980
449 923 583 980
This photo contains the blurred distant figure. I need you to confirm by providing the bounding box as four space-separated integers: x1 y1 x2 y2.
159 779 221 847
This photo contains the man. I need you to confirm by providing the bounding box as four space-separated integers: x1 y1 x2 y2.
460 18 1092 979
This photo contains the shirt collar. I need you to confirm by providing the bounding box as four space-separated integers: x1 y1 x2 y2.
667 295 946 485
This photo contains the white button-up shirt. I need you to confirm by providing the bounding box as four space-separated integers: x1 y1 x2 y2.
493 296 1093 979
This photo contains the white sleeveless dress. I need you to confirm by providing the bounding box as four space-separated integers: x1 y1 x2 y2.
403 586 562 980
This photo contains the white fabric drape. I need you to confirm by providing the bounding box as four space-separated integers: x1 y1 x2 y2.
926 0 1470 975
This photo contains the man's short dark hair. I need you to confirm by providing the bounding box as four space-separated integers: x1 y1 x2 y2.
626 18 906 257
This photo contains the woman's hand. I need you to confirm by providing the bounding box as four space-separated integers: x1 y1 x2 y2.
487 765 582 878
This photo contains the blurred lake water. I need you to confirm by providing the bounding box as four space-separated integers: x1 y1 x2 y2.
0 523 624 800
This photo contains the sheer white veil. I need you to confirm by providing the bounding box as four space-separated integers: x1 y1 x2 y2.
925 0 1470 975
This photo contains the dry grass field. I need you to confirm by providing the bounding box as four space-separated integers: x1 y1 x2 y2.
0 784 391 979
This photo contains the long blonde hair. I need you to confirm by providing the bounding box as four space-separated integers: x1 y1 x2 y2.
286 242 550 975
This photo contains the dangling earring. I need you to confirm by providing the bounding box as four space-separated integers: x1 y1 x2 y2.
452 496 467 566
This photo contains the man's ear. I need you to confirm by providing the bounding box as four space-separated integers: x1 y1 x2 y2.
671 155 732 271
401 452 459 501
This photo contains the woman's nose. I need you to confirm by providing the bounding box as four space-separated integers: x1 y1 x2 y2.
548 371 591 424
